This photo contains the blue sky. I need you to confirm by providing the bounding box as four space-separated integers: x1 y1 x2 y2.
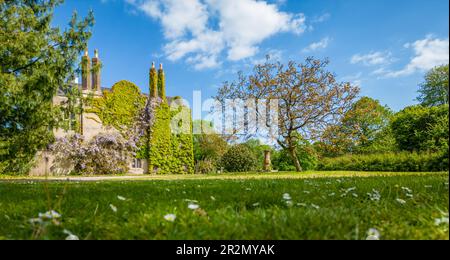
53 0 449 113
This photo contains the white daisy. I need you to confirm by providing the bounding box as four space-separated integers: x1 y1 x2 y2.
63 230 79 240
164 214 176 222
283 193 292 200
188 203 200 210
396 199 406 205
110 204 118 213
366 228 380 240
311 204 320 210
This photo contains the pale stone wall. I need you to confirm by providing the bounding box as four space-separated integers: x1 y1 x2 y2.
30 91 146 176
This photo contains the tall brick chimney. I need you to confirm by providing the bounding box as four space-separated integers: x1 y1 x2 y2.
150 62 158 98
91 49 101 93
81 48 91 91
158 63 166 102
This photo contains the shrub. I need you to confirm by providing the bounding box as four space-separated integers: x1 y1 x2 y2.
391 105 449 152
195 160 216 174
273 140 318 171
317 152 448 172
220 145 258 172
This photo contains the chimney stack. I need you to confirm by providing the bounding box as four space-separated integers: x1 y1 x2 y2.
81 48 91 91
150 62 158 98
158 63 166 102
91 49 101 93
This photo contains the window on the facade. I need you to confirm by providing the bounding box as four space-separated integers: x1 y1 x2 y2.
132 159 142 169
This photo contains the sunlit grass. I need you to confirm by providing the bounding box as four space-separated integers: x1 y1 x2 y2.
0 172 448 240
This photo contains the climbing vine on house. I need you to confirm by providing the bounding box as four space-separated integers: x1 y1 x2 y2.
87 64 195 175
147 102 172 174
88 80 146 136
170 99 195 174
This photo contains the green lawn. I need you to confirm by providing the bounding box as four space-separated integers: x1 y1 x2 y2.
0 172 448 240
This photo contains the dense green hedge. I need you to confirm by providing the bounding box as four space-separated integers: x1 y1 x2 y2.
317 152 448 172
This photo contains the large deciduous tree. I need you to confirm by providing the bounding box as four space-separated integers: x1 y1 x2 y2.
0 0 94 174
317 97 395 156
417 64 449 107
216 57 359 172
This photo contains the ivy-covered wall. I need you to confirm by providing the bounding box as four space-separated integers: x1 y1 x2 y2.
169 103 195 174
88 80 146 135
146 64 194 174
87 64 194 175
148 102 172 174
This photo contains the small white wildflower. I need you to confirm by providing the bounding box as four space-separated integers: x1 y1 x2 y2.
368 189 381 202
366 228 380 240
406 193 414 198
164 214 176 222
285 200 294 207
66 234 79 240
401 187 412 194
29 218 42 224
166 188 171 192
303 191 311 194
210 196 216 201
328 193 336 197
63 230 79 240
283 193 292 200
435 215 449 226
297 203 307 207
246 188 252 191
396 198 406 205
117 196 126 201
39 210 61 220
110 204 118 213
352 193 359 198
252 202 260 207
347 187 357 192
188 203 200 210
311 204 320 210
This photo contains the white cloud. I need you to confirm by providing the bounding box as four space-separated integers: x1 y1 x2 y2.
312 13 330 23
384 35 449 78
302 37 330 53
251 49 283 65
342 72 363 87
351 51 393 66
126 0 307 69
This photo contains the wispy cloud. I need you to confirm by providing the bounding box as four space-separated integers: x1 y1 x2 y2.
312 13 330 23
341 72 363 87
383 35 449 78
126 0 307 70
302 37 330 53
351 51 393 66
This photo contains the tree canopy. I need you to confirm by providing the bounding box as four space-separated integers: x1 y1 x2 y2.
0 0 94 174
216 57 359 171
318 97 394 156
417 64 449 107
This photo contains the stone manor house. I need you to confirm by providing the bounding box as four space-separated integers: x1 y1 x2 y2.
30 49 194 176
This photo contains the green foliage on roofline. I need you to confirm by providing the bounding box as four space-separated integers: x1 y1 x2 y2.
88 80 146 135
